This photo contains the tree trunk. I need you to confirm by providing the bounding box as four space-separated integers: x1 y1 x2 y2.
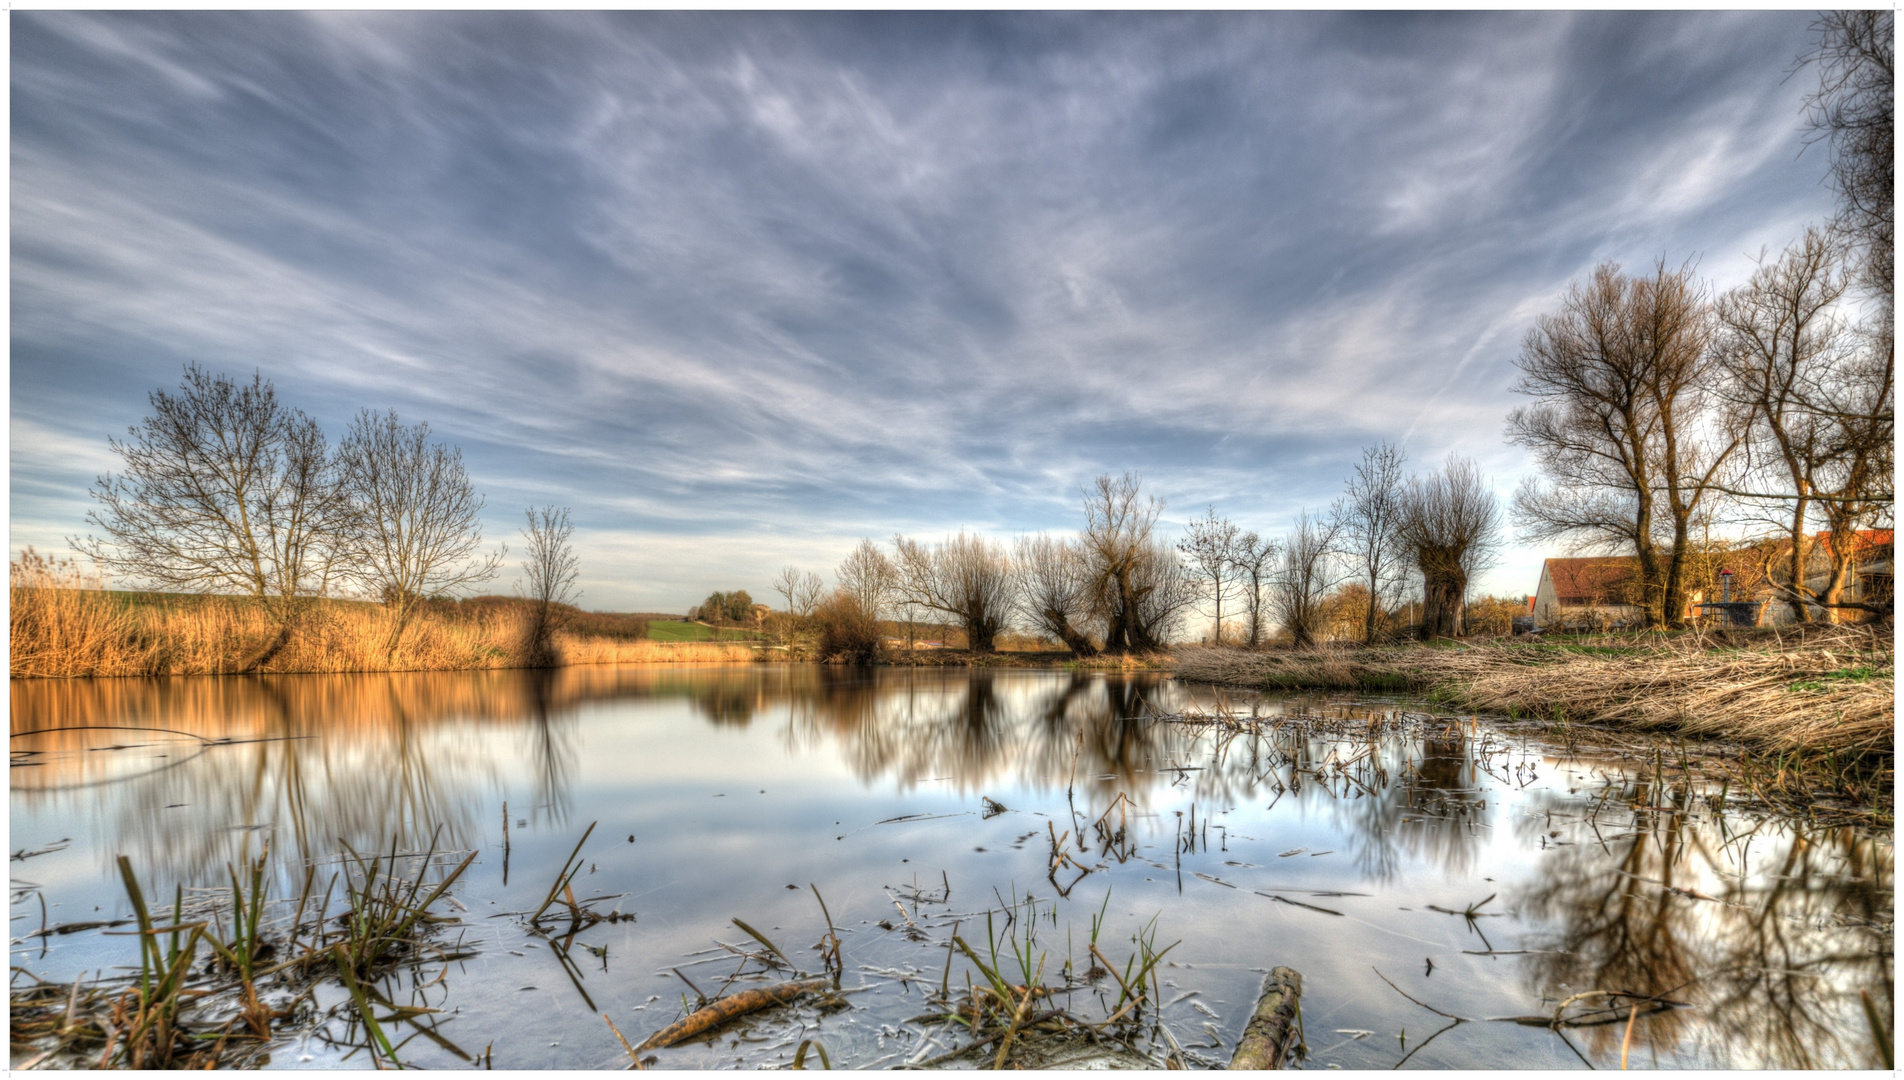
243 619 295 674
1421 572 1467 638
1364 570 1381 644
965 613 999 653
1045 608 1099 657
1662 519 1693 630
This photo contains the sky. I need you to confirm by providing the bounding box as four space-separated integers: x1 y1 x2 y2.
10 11 1843 619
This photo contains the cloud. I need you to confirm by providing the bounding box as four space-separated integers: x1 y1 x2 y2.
11 11 1837 611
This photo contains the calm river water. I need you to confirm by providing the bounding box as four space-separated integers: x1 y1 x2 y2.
9 664 1893 1069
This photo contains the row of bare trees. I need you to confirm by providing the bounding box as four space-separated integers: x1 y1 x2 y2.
1171 449 1504 647
73 365 578 668
781 459 1506 656
770 475 1198 656
1508 14 1893 627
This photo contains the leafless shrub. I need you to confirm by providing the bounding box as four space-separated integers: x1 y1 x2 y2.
1229 530 1279 648
812 589 884 664
1079 473 1193 653
773 566 826 618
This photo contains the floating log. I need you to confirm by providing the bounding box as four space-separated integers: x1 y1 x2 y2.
634 977 830 1051
1228 967 1302 1070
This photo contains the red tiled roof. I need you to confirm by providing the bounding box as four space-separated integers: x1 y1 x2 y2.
1817 529 1894 560
1543 556 1640 606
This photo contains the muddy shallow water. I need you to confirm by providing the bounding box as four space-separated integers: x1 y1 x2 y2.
9 664 1893 1069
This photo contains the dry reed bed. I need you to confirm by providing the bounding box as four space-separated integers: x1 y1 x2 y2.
1173 629 1894 755
10 580 755 679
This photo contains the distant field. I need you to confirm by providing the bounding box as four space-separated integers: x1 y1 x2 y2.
645 620 762 643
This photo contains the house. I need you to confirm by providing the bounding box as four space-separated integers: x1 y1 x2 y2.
1532 530 1893 630
1713 529 1893 624
1782 529 1893 621
1532 557 1645 629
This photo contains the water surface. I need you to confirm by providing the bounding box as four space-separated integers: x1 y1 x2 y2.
9 665 1892 1069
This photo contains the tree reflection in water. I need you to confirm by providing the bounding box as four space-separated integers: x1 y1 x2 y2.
10 666 1888 1069
1511 776 1893 1069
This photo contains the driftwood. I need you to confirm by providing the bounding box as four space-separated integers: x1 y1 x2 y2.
1228 967 1302 1070
634 978 830 1051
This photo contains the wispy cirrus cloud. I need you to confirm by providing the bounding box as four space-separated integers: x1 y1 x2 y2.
11 11 1836 611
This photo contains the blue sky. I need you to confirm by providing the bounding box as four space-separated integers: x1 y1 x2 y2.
11 11 1840 617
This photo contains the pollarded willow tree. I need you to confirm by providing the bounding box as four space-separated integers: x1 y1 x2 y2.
1079 473 1196 654
890 532 1016 653
74 365 350 670
1015 534 1099 656
1399 456 1502 639
336 409 502 655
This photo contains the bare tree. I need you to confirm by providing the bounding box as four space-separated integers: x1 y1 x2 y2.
1399 456 1503 639
1178 506 1242 644
1800 10 1893 300
1014 534 1099 656
836 539 897 622
1334 442 1409 643
519 505 579 667
336 409 502 654
1809 340 1895 617
1077 473 1190 653
1230 530 1279 648
1712 228 1853 621
771 566 826 618
890 532 1016 653
74 365 347 670
1507 260 1735 628
1270 511 1343 648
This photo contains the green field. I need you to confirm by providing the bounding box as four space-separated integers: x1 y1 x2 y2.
643 620 762 643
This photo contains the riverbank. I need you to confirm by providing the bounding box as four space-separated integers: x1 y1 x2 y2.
1172 626 1894 755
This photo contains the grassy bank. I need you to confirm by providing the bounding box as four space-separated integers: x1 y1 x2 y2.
9 582 753 679
1172 626 1894 756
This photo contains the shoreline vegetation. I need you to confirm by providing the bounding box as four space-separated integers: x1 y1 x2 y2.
1175 627 1892 754
7 576 755 679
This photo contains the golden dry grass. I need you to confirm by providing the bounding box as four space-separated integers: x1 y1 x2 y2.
553 635 756 665
1173 627 1894 754
9 559 759 678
